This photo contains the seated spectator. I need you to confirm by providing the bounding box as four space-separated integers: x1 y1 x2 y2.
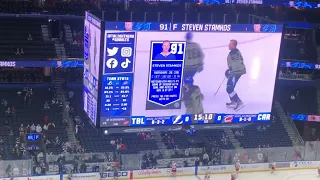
25 124 30 134
75 124 83 134
43 124 48 132
27 34 33 41
54 136 60 146
36 124 42 133
30 124 36 133
11 106 15 116
43 116 49 125
185 148 190 157
15 48 20 55
44 102 50 110
51 98 56 105
110 139 115 145
19 124 24 137
68 91 74 99
2 99 7 107
6 107 11 116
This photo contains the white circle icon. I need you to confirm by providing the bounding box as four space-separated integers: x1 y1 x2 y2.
106 58 118 69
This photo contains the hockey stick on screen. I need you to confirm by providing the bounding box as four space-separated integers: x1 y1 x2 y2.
213 77 226 97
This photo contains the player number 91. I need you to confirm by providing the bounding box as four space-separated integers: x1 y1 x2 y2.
159 24 168 31
171 43 184 55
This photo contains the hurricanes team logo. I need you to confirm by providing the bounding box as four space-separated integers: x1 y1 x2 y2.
223 115 234 123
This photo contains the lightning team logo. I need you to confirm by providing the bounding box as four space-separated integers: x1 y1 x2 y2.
173 115 183 124
172 115 191 125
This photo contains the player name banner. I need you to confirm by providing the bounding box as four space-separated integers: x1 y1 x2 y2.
146 41 186 110
105 23 282 33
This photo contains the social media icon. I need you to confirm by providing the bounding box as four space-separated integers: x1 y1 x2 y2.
107 47 119 56
121 47 132 57
106 58 118 69
121 58 131 69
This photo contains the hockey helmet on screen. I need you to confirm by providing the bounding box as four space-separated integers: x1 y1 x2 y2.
185 32 193 41
184 77 194 85
225 69 231 78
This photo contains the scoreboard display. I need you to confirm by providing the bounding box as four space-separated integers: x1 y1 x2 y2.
99 22 282 127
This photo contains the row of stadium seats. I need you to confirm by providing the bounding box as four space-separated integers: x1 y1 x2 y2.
0 18 56 60
0 86 68 158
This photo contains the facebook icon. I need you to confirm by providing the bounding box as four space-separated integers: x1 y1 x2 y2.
106 58 118 69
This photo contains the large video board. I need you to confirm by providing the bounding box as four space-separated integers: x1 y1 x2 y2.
83 12 101 125
100 22 282 127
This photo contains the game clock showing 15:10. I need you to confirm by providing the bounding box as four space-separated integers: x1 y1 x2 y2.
193 113 216 123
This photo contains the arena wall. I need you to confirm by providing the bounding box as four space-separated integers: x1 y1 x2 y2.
10 161 319 180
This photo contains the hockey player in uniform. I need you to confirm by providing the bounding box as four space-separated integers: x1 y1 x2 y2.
225 39 246 111
204 166 211 180
271 161 276 173
182 77 204 114
113 165 119 180
171 161 177 177
183 32 204 83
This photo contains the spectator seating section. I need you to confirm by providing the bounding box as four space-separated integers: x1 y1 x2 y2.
276 86 318 114
161 130 234 150
0 86 68 157
0 69 50 83
0 18 56 60
0 1 38 14
68 87 158 153
234 111 293 148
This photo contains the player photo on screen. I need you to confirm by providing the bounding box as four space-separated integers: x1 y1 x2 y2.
84 20 101 80
104 29 281 117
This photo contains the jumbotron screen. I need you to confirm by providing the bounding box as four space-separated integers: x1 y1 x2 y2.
100 22 282 127
83 12 101 125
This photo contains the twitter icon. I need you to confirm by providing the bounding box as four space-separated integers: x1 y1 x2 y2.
107 47 119 56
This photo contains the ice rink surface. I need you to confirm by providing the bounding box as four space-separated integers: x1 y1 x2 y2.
145 169 319 180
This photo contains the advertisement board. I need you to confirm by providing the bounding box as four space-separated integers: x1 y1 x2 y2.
62 172 100 180
101 171 130 179
290 161 318 168
13 175 60 180
132 167 194 178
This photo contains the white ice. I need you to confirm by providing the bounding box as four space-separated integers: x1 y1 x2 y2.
144 169 319 180
105 31 282 116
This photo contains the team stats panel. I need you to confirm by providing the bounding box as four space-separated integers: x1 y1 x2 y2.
99 22 283 127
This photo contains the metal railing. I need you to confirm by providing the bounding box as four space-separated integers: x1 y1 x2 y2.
0 159 32 178
221 141 320 164
43 141 320 173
